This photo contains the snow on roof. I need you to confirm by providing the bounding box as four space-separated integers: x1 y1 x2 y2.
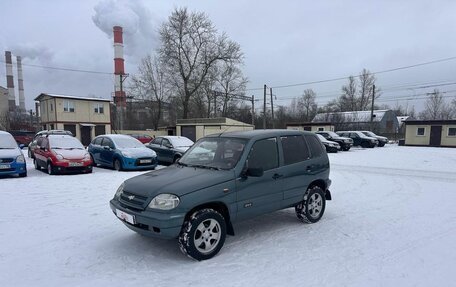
35 93 111 102
313 110 390 123
397 116 410 125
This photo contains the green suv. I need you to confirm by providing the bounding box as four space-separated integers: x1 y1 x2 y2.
110 130 332 260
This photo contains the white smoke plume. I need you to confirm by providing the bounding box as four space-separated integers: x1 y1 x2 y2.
9 43 54 63
92 0 161 62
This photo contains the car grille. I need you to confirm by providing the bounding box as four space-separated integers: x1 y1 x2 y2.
135 157 157 166
0 158 14 163
119 190 149 211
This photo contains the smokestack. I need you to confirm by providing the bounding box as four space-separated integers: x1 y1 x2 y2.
113 26 126 108
5 51 16 112
16 56 25 113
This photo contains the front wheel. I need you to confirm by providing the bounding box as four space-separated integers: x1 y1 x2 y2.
295 186 326 223
179 209 226 261
114 159 122 171
47 162 55 175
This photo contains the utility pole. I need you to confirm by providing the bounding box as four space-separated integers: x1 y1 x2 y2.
370 84 375 130
251 95 255 126
213 90 217 117
263 84 267 129
270 87 275 129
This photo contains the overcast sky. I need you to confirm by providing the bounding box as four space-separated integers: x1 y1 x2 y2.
1 0 456 113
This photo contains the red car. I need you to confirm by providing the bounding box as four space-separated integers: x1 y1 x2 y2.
127 134 153 144
33 134 93 175
9 130 35 146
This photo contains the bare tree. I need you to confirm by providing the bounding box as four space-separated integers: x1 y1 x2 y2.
340 76 357 111
216 62 248 116
297 89 318 121
419 89 454 120
358 69 376 110
159 7 243 118
130 55 169 130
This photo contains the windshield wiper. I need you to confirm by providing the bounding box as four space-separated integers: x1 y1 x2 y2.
188 164 220 171
177 161 188 167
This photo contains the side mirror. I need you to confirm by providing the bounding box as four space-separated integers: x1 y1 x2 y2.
103 146 110 150
19 144 25 149
247 167 264 177
165 144 173 149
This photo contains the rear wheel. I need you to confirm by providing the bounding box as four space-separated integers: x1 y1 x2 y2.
295 186 326 223
34 159 40 170
179 209 226 261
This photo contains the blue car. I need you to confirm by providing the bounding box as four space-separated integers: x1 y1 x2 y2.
0 131 27 177
88 134 158 171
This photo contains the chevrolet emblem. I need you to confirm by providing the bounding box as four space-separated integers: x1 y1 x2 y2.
127 195 135 200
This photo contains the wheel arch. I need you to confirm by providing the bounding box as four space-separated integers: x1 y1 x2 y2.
308 179 332 200
185 201 235 236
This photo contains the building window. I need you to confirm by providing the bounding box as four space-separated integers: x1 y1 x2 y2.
448 127 456 136
63 100 75 112
95 125 106 136
318 127 324 131
94 103 104 114
417 127 425 136
50 103 53 111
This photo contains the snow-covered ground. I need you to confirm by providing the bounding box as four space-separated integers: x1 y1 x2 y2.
1 145 456 286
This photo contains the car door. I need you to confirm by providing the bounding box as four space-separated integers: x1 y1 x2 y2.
235 137 282 220
148 137 164 161
278 135 313 208
161 138 175 163
100 138 115 166
34 137 48 166
89 137 103 164
349 132 361 146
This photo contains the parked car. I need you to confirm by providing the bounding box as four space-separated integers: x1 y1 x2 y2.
360 131 388 147
110 130 332 261
33 134 92 175
0 131 27 177
9 130 35 146
146 136 194 164
336 131 378 148
28 130 73 159
316 131 353 151
88 134 158 171
316 134 341 153
127 133 153 144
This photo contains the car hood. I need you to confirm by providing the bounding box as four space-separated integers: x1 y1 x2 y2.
0 148 22 158
119 147 156 158
53 149 87 160
376 136 388 141
123 165 235 198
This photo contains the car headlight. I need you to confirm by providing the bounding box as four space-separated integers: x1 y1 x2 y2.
148 194 180 210
16 155 25 163
84 153 91 160
115 182 125 198
56 154 64 160
121 151 132 157
371 139 376 143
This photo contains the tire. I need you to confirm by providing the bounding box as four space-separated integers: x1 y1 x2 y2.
34 159 40 170
19 171 27 177
47 162 54 175
179 208 227 261
343 147 350 151
295 186 326 224
114 159 122 171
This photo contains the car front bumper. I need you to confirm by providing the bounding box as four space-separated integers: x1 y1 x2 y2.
110 198 185 239
120 156 158 170
0 161 26 176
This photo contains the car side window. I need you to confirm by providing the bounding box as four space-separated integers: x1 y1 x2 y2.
247 138 279 171
153 137 162 145
351 133 359 138
305 135 324 158
101 138 115 149
281 135 310 165
36 137 43 147
93 137 103 145
162 138 172 147
41 138 49 149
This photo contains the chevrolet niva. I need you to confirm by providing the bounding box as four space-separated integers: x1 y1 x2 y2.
110 130 332 260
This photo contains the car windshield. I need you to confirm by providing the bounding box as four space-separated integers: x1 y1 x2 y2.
326 131 339 137
169 137 194 147
179 137 247 170
0 134 18 149
316 134 327 142
112 137 144 148
362 131 376 137
49 136 84 149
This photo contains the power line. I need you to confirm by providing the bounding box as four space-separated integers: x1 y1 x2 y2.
0 59 113 75
246 56 456 91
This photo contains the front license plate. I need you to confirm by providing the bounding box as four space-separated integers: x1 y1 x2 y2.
140 159 152 164
116 209 136 224
0 164 11 169
69 162 83 167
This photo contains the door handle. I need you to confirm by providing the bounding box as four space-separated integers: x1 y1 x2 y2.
306 166 313 172
272 173 283 180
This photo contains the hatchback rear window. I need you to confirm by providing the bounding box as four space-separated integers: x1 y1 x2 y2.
281 135 309 165
305 135 324 158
